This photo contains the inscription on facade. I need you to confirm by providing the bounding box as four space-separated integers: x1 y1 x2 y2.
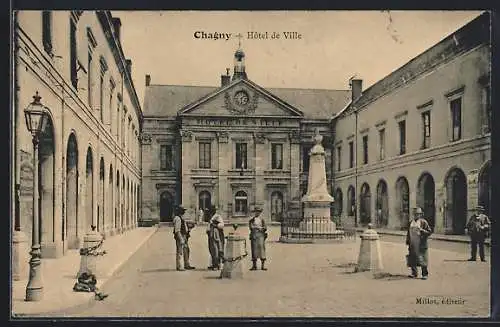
195 118 282 127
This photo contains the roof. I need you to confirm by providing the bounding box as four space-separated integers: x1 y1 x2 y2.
343 12 490 116
143 83 350 120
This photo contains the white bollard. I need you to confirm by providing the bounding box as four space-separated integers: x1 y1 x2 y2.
355 224 383 273
220 226 248 279
76 227 106 279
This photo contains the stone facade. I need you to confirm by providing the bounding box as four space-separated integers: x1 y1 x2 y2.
331 13 491 235
141 59 345 224
12 9 142 271
141 13 490 237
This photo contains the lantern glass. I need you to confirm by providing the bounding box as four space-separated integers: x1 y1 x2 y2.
24 93 48 136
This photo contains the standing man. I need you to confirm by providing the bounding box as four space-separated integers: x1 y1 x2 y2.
199 208 205 223
249 207 268 271
466 205 490 262
405 207 432 280
173 205 195 271
207 205 225 270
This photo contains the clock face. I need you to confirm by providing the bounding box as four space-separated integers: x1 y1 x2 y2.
234 91 249 106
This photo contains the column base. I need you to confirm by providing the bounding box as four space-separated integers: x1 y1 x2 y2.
41 241 64 258
12 231 29 281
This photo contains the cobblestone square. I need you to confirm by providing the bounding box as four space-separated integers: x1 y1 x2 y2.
49 226 490 318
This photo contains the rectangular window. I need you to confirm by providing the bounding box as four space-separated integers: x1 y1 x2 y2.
399 120 406 155
336 146 341 171
362 135 368 164
70 20 78 88
450 98 462 141
271 144 283 169
160 145 173 170
199 142 211 169
235 143 247 169
348 141 354 168
303 145 311 172
422 111 431 149
42 11 52 54
379 129 385 160
87 52 92 107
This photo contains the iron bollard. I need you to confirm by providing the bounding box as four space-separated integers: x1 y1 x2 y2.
76 225 107 279
220 225 248 279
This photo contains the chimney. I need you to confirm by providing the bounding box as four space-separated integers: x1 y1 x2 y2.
221 68 230 87
112 18 122 43
145 74 151 86
126 59 132 76
351 79 363 101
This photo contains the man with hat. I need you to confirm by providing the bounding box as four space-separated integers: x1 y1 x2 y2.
173 205 195 271
207 205 225 270
249 206 268 271
466 205 490 262
405 207 432 280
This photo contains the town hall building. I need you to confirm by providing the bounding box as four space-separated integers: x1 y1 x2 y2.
141 48 351 223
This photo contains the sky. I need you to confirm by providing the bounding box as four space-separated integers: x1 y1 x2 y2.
112 11 484 107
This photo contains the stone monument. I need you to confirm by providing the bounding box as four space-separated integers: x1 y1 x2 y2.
297 129 344 239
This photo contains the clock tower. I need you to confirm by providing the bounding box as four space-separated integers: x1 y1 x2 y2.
232 41 247 81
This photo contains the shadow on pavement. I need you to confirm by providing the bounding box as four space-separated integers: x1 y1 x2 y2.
373 272 410 280
340 270 357 275
203 275 222 280
140 268 180 273
332 262 357 268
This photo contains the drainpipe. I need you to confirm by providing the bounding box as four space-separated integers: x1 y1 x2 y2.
60 73 66 247
354 109 358 228
13 11 20 232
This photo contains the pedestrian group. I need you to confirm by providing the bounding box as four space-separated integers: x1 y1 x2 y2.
172 204 269 272
405 205 490 280
171 202 490 277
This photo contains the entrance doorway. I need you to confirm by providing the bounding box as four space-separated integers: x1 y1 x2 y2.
66 133 79 249
160 191 174 222
376 180 388 227
445 167 467 234
270 191 284 221
396 177 410 230
359 183 371 226
39 116 55 255
417 173 436 231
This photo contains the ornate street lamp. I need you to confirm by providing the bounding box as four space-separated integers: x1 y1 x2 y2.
24 91 48 301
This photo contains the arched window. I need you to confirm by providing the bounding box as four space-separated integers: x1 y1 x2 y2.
235 191 248 215
199 191 211 212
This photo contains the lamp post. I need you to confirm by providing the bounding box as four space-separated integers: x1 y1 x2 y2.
24 91 48 301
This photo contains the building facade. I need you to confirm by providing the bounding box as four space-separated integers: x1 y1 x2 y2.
141 50 350 223
332 12 491 234
12 9 142 274
141 12 490 236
